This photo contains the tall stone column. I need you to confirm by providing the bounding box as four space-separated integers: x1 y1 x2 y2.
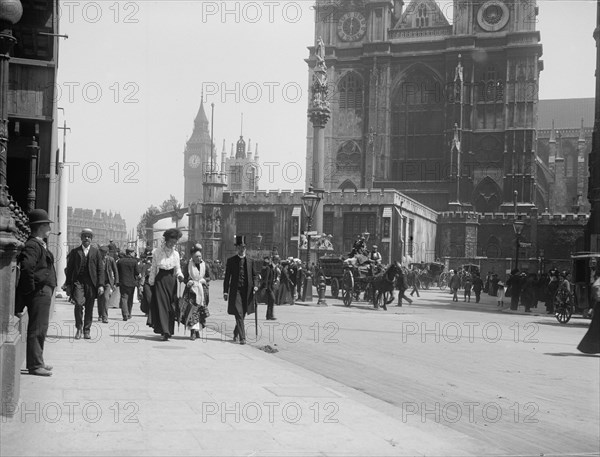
587 2 600 251
307 37 331 234
0 0 24 417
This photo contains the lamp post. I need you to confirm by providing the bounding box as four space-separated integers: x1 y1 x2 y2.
513 190 525 271
513 219 525 271
301 186 320 302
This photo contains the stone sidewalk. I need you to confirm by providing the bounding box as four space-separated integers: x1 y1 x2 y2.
1 296 491 456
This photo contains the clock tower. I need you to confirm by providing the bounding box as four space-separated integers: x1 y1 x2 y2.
184 98 215 205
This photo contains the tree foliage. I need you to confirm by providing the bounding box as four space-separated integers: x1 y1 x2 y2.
137 195 181 241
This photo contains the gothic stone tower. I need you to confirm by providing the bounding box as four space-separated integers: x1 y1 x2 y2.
307 0 543 213
184 99 215 205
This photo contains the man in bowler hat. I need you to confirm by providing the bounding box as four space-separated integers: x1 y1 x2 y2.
16 209 57 376
65 228 105 339
223 235 260 344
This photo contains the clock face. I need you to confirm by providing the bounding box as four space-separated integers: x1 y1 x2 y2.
188 154 201 169
337 12 367 42
477 1 510 32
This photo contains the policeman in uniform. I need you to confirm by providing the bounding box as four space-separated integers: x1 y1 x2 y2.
16 209 57 376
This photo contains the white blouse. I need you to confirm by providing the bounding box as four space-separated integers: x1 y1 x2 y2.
148 246 183 286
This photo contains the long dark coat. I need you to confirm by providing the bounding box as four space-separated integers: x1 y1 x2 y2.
16 237 57 313
223 255 260 316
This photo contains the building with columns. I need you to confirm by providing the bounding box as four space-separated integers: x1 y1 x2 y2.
1 0 60 416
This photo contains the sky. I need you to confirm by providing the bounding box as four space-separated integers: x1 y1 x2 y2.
57 0 598 234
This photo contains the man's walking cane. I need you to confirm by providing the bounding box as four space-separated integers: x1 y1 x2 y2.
254 295 258 338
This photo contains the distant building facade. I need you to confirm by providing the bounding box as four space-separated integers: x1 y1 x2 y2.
536 98 594 215
184 102 260 206
183 99 216 206
67 207 127 250
189 185 437 265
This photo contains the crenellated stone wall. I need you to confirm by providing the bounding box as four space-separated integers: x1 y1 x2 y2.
439 210 587 273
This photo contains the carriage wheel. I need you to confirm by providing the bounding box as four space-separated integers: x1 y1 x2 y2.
331 278 340 299
439 277 448 290
342 270 353 307
555 303 573 324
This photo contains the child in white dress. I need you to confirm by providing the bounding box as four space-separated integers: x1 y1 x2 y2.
497 281 505 307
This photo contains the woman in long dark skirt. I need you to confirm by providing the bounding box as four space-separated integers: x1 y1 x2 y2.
578 269 600 354
148 229 184 341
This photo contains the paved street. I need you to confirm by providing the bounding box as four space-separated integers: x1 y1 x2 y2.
2 281 598 456
208 281 600 456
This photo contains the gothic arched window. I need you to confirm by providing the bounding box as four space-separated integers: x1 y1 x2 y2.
481 66 504 102
336 141 362 173
391 67 444 177
338 72 364 110
477 65 505 129
416 4 429 27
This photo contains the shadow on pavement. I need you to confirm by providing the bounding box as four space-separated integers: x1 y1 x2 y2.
544 352 600 358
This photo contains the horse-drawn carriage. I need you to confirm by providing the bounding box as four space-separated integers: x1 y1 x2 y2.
318 254 399 310
408 261 446 290
553 252 599 324
319 256 345 299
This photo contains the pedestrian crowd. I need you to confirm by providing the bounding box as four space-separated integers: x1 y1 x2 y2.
14 209 600 379
445 267 577 314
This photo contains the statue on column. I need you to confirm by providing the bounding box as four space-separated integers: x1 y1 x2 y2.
311 37 330 112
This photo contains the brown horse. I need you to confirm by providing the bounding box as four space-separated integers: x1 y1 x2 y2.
372 262 402 311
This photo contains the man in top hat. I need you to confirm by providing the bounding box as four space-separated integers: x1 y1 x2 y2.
65 228 105 339
16 209 57 376
117 247 141 321
97 245 119 323
223 235 260 344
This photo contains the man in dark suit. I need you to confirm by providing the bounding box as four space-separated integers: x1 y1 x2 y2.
97 245 119 323
65 228 105 339
259 256 276 320
16 209 57 377
223 235 260 345
117 247 141 321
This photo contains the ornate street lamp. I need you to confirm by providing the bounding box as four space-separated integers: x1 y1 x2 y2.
513 219 525 271
301 186 321 302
